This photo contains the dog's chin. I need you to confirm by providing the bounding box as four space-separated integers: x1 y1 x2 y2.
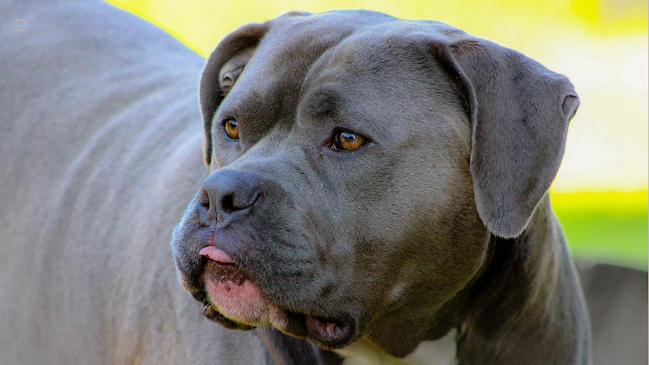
199 261 356 349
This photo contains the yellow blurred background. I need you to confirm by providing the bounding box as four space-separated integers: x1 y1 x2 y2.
105 0 648 268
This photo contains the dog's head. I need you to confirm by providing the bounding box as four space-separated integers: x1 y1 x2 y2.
171 10 578 354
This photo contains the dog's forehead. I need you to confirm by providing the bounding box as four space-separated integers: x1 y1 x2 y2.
253 11 460 73
227 12 464 118
265 9 396 41
218 12 394 125
239 11 397 89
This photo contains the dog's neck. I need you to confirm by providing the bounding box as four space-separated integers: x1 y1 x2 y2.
454 195 588 364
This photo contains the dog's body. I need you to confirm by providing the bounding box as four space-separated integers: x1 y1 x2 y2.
0 2 264 364
1 1 643 365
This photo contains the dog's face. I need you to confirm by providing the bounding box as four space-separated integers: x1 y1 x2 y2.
171 10 578 353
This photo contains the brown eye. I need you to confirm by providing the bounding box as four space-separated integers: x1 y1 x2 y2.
224 119 239 139
333 131 366 151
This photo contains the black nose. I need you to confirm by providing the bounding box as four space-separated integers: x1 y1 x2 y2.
198 169 260 221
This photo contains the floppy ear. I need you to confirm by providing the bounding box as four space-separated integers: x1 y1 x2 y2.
199 23 267 166
430 31 579 238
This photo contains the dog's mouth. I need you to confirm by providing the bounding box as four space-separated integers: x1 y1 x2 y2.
194 246 355 348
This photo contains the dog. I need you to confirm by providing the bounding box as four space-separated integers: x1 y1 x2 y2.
0 0 597 364
172 7 592 365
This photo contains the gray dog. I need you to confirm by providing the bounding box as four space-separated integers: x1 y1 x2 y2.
6 0 644 364
171 7 590 365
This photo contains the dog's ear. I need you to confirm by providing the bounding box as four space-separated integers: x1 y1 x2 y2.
199 23 268 166
429 30 579 238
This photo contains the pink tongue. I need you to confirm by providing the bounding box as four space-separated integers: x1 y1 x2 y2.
199 246 234 264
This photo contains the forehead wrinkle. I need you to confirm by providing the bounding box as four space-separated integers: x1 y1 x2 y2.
301 86 340 120
216 82 277 121
299 85 393 145
260 12 396 117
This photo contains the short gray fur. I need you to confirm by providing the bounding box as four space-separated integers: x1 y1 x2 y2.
1 1 644 365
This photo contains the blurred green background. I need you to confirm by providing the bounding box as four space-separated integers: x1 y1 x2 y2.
105 0 648 269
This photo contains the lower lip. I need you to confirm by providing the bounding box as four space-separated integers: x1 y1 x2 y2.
305 315 354 348
203 263 268 324
205 271 262 301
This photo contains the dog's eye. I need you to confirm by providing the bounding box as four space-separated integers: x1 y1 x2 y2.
223 119 239 140
332 131 367 151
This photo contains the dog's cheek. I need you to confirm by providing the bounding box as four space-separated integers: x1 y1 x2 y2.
345 150 483 303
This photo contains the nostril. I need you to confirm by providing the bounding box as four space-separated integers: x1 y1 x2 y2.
220 190 260 214
220 194 235 214
198 188 210 210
